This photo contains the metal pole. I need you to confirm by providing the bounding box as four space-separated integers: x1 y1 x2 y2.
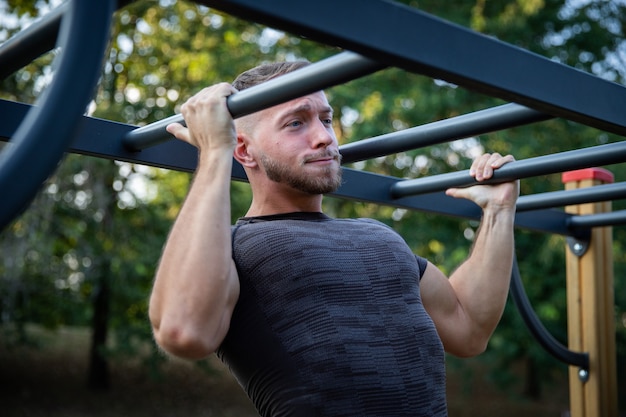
340 103 552 164
123 51 385 151
0 1 132 81
390 140 626 198
516 182 626 212
509 256 589 369
568 210 626 229
0 0 114 230
0 2 66 80
202 0 626 137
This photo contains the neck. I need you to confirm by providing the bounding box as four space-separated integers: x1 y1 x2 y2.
246 186 323 217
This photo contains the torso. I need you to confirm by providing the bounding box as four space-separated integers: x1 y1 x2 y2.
217 212 447 416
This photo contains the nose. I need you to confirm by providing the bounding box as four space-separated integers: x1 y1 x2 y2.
311 119 336 149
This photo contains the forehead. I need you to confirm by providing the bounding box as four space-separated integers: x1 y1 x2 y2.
269 91 332 118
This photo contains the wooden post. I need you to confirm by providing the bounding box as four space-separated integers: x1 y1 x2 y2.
562 168 618 417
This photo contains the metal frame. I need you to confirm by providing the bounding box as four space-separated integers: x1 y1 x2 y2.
0 0 114 229
201 0 626 136
1 0 625 378
510 256 590 369
391 141 626 196
124 52 384 150
340 103 553 164
0 97 605 238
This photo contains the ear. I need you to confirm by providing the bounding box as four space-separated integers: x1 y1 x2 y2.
234 133 257 168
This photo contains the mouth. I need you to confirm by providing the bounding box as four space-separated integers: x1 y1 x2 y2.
304 152 342 165
307 157 335 164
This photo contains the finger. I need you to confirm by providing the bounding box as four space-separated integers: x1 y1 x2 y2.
207 82 238 101
166 122 189 142
481 153 516 180
489 153 515 169
479 153 503 180
469 154 484 177
445 187 461 198
471 153 495 181
445 187 473 201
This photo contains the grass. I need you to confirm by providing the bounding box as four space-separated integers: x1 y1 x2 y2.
1 325 571 417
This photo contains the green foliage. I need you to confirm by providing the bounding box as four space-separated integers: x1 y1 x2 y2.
0 0 624 403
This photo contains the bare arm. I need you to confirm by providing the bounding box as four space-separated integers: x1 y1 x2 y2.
149 83 240 360
420 153 518 357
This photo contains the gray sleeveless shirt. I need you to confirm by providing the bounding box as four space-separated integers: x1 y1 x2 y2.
217 212 447 416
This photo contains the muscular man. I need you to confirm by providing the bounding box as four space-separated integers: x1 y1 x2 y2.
149 61 519 416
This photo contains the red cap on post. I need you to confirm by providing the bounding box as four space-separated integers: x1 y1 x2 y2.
561 168 614 184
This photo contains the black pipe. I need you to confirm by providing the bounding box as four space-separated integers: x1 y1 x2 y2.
0 1 114 230
390 141 626 197
0 2 66 80
517 182 626 212
509 256 589 369
340 103 552 164
568 209 626 229
0 1 133 80
123 52 385 151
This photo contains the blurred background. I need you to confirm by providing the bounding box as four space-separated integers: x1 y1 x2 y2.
1 0 624 415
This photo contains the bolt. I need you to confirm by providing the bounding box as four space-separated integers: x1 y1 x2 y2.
578 368 589 382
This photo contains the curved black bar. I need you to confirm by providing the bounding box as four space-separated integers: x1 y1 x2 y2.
340 103 552 164
390 140 626 197
0 0 114 230
509 255 589 369
123 51 384 151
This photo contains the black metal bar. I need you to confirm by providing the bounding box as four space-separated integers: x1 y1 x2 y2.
0 98 577 237
390 141 626 198
509 256 589 369
123 52 384 151
0 1 114 230
201 0 626 136
0 2 66 80
340 103 552 164
0 0 132 80
517 182 626 212
568 210 626 229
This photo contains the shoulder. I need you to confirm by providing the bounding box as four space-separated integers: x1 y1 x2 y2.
341 217 394 230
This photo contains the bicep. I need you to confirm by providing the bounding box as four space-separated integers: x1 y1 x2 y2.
419 262 470 355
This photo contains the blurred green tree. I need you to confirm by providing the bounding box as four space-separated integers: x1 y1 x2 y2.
0 0 623 407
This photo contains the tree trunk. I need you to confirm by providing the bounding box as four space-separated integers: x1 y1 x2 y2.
87 160 116 391
523 355 541 400
87 269 111 390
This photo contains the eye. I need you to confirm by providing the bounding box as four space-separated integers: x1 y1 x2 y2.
321 117 333 126
287 120 302 128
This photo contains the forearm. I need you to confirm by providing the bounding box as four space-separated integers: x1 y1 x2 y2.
449 207 515 345
423 153 518 356
149 150 239 358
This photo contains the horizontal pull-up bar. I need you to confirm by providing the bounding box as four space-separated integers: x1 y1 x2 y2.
123 52 385 151
204 0 626 136
340 103 552 164
0 98 582 237
516 182 626 212
390 140 626 198
568 210 626 229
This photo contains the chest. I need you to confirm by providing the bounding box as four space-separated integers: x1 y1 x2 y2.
232 220 423 318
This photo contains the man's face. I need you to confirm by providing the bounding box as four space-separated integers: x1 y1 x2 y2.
249 91 342 195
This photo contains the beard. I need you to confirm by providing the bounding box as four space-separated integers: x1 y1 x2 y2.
259 151 343 195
